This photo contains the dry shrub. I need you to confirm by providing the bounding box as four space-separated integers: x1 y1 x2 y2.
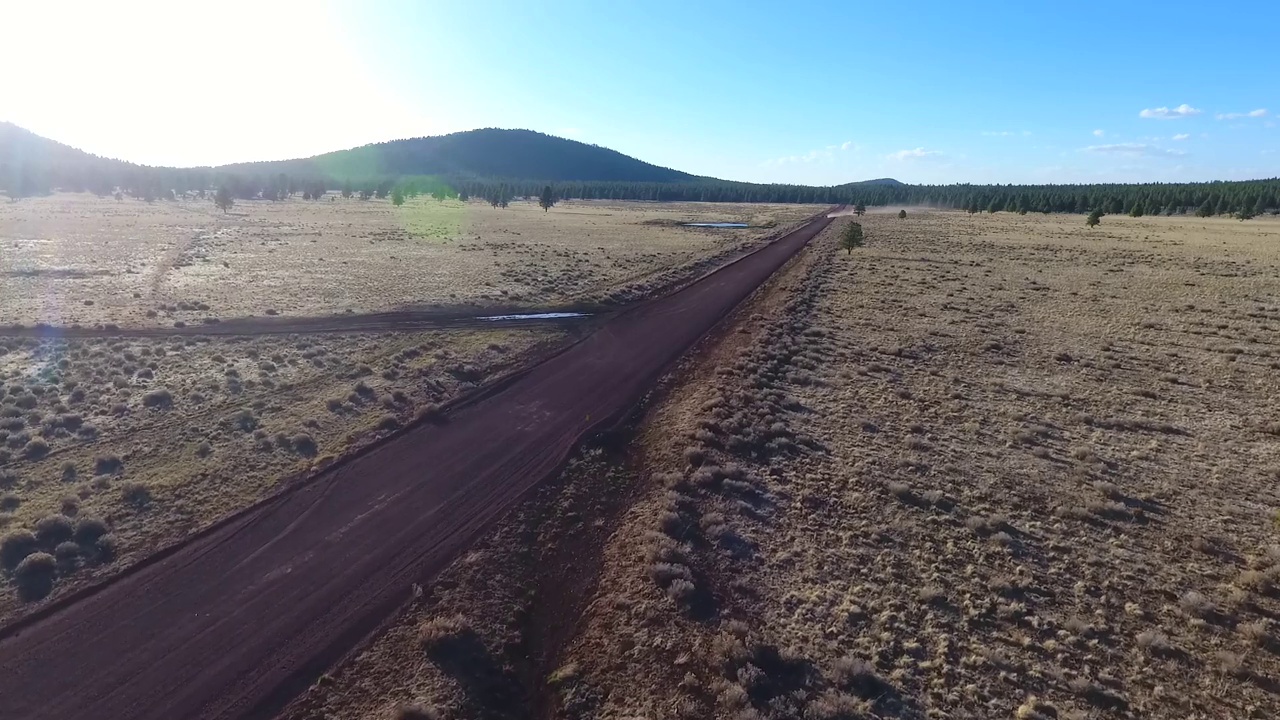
1178 590 1213 617
666 578 696 603
33 514 73 546
1240 619 1271 646
14 551 57 600
120 481 152 507
418 614 471 654
1 529 38 569
830 656 886 698
1136 629 1175 656
683 446 707 467
72 516 109 544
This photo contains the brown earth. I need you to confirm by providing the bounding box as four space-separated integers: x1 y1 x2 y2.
0 210 835 720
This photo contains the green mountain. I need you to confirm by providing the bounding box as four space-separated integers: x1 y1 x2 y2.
218 128 698 183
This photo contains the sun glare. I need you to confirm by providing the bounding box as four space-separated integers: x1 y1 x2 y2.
0 1 437 166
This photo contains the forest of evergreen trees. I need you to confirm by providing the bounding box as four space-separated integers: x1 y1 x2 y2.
4 156 1277 219
2 120 1277 218
454 178 1280 218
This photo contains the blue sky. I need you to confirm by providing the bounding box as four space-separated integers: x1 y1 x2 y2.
2 0 1276 184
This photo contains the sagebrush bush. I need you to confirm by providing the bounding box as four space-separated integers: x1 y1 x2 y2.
72 516 109 544
94 454 123 475
53 541 80 565
291 434 317 456
14 551 57 599
34 514 74 546
120 481 152 506
141 388 173 408
23 437 50 459
665 578 696 603
1 529 38 569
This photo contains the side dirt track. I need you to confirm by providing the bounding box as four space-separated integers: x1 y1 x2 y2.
0 306 599 339
0 209 836 720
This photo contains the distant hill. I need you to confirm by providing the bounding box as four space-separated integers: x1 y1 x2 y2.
0 122 143 194
844 177 904 187
219 128 698 183
1 121 907 192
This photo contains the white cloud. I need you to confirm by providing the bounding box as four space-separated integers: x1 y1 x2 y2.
1085 143 1187 158
556 127 582 138
1139 104 1202 119
887 147 944 161
980 130 1031 137
1092 129 1105 137
763 140 854 167
1171 133 1190 141
1215 108 1268 120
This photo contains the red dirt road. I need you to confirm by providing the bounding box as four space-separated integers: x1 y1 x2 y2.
0 212 835 720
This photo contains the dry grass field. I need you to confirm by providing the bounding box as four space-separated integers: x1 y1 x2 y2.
286 210 1280 720
0 194 820 327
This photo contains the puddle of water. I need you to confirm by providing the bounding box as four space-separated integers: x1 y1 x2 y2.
681 222 749 228
476 312 590 321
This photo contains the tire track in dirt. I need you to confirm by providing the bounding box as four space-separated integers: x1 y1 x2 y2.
0 209 836 720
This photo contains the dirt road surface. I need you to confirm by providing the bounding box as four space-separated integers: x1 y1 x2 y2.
0 211 835 720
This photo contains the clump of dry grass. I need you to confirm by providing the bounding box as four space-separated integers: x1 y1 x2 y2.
417 614 472 656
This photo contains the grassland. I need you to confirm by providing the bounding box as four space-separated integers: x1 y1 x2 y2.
285 210 1280 719
0 194 820 327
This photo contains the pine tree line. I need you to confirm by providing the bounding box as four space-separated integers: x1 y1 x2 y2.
2 158 1277 218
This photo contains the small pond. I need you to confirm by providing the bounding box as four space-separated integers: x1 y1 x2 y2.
477 312 590 321
680 222 749 228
